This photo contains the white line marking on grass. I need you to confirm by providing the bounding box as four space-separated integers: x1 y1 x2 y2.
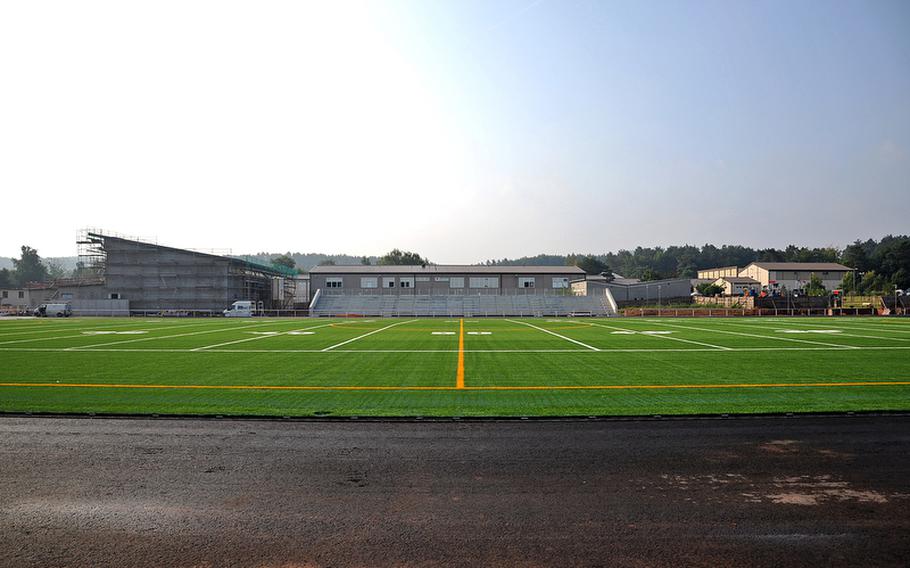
0 321 223 346
504 319 600 351
714 320 910 343
768 320 910 334
432 331 456 335
68 321 275 350
320 319 417 352
585 321 732 350
0 319 192 339
651 321 859 349
192 321 348 351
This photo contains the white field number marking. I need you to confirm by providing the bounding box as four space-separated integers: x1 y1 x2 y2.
610 330 673 335
82 331 149 335
248 331 316 336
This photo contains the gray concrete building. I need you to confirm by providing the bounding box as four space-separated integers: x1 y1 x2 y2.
310 265 586 296
66 232 298 313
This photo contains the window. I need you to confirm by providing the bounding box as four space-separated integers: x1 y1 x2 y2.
400 277 413 288
108 293 120 300
449 277 464 288
469 277 499 289
360 277 378 289
18 291 25 299
383 277 396 288
2 291 8 298
552 277 569 289
518 277 536 288
326 277 343 289
416 277 430 282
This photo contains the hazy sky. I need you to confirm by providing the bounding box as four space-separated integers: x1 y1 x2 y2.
1 0 908 262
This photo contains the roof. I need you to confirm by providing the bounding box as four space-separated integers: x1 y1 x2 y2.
747 262 852 271
91 233 297 277
309 264 586 275
716 276 760 284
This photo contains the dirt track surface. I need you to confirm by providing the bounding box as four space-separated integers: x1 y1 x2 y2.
1 415 909 567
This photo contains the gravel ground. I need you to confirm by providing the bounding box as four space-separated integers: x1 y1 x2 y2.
0 415 908 567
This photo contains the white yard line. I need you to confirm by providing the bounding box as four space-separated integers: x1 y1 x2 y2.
713 320 910 343
650 321 860 349
584 321 732 350
191 321 349 351
753 319 910 337
0 319 190 338
0 321 219 346
320 319 417 352
69 321 274 350
504 319 600 351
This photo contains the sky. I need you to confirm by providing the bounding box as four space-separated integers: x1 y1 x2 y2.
1 0 908 262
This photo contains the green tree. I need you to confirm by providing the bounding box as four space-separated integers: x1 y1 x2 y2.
360 256 371 265
318 259 336 266
0 268 12 288
805 273 827 296
271 254 296 270
44 260 67 280
12 246 49 286
696 282 724 296
566 254 611 276
378 249 429 266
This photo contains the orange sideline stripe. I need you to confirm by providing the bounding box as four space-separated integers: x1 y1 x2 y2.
456 318 465 389
0 381 908 391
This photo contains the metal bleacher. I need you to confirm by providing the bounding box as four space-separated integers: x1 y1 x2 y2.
310 292 616 318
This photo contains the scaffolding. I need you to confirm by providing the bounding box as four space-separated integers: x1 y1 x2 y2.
73 231 297 312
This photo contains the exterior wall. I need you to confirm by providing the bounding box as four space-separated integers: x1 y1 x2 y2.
0 288 29 308
738 265 849 291
714 278 759 296
97 238 275 311
579 279 692 302
697 266 739 279
766 270 847 291
737 265 769 285
0 288 55 309
311 271 578 295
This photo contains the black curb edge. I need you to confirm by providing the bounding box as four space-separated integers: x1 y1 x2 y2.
0 409 907 423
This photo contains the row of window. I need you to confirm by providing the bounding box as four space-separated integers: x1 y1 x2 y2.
324 277 571 290
1 290 25 299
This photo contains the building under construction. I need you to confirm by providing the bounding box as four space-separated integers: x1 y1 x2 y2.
66 232 299 313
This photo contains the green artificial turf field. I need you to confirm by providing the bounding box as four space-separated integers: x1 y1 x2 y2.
0 316 908 417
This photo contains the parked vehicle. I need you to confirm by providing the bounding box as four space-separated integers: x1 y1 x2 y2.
34 303 72 317
223 300 262 317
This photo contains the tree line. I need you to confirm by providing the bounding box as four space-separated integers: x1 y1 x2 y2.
483 236 910 292
5 237 908 294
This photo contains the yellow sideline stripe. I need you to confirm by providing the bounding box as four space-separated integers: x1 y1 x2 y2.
0 381 908 391
457 318 465 389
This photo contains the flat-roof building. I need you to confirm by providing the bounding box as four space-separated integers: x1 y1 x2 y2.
309 265 585 296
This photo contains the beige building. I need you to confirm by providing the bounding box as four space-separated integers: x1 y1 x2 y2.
699 262 853 295
697 266 739 280
738 262 852 292
713 276 761 296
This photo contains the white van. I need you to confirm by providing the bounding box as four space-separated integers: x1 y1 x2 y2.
34 303 72 318
223 300 260 317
